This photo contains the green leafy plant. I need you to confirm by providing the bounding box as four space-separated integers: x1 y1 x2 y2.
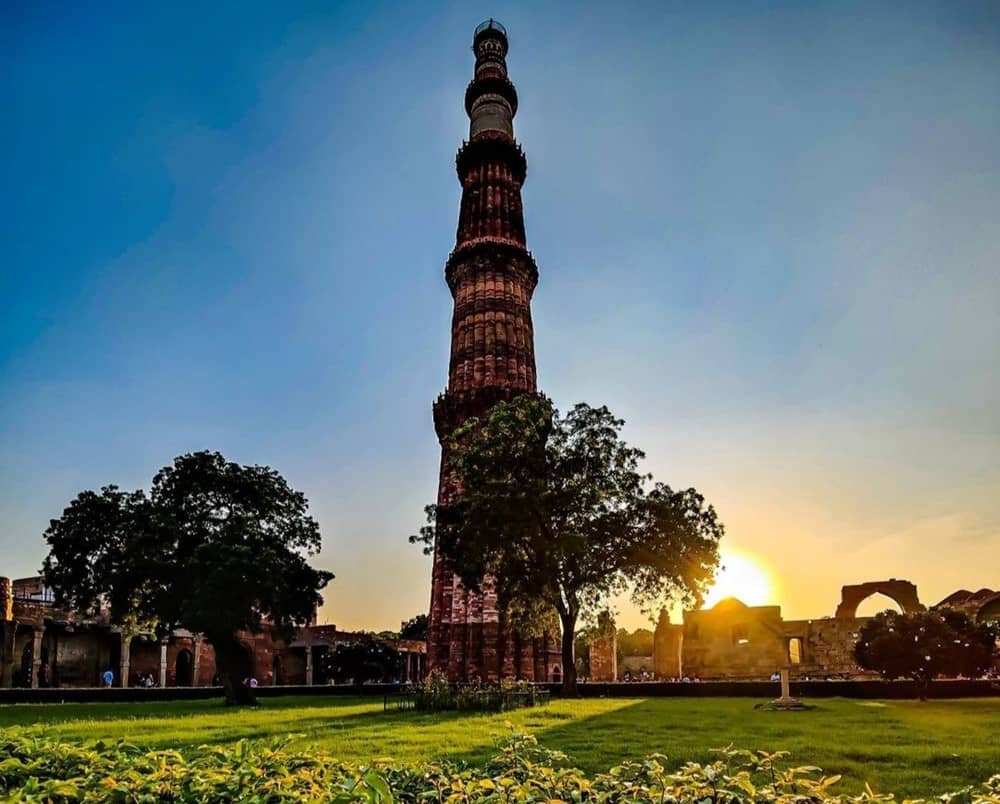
1 727 998 803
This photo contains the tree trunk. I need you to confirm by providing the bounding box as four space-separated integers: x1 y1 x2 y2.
558 610 578 698
208 633 256 706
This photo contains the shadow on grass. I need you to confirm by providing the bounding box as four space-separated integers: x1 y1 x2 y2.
439 696 995 799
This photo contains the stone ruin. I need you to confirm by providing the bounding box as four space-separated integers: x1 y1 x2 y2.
581 578 998 681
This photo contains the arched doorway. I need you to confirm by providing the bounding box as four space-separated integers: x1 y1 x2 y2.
551 665 562 684
788 637 803 665
854 593 904 619
18 643 32 688
175 649 194 686
272 655 283 686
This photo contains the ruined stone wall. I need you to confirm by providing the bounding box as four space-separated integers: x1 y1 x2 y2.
589 631 617 682
835 580 923 620
48 630 113 687
783 618 871 678
682 600 788 680
653 611 683 679
620 655 654 677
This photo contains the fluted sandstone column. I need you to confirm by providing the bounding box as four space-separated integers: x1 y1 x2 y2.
428 21 551 682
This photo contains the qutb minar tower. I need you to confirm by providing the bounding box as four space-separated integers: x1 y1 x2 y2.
428 21 558 681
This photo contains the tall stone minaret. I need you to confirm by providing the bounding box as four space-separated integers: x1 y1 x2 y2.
428 21 555 682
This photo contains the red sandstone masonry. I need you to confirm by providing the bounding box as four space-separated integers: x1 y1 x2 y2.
427 22 559 682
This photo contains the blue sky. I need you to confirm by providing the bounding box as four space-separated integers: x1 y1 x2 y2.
3 1 998 630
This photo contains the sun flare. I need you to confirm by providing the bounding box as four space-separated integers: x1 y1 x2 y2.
703 550 772 608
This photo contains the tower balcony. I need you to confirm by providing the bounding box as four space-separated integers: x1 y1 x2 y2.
473 19 508 49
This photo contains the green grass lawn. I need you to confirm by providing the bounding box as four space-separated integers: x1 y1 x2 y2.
1 695 998 798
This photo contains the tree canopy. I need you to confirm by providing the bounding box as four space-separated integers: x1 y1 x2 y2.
413 396 722 694
854 608 997 696
323 637 401 685
400 614 429 641
617 628 655 657
43 451 334 703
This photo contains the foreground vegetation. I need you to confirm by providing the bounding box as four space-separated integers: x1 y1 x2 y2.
0 697 997 798
1 728 998 803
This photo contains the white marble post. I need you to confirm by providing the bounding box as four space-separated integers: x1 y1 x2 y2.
159 641 168 687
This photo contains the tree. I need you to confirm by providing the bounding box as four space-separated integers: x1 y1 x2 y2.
617 628 655 657
324 637 401 685
854 609 998 699
400 614 429 641
413 396 722 695
42 451 334 705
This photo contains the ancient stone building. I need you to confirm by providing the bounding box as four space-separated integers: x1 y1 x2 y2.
935 588 1000 623
427 20 560 682
0 576 425 689
672 578 999 680
682 599 790 679
607 578 994 681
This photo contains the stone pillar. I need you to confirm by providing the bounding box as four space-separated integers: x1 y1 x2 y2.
0 577 11 622
119 634 131 688
159 640 168 688
305 645 314 686
769 667 805 709
653 609 683 679
0 577 14 688
30 628 43 689
192 636 202 687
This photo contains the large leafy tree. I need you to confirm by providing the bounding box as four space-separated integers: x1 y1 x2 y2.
413 396 722 695
854 608 997 698
618 628 655 657
400 614 429 641
323 637 401 685
43 451 334 704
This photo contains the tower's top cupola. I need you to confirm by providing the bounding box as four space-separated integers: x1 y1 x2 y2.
473 19 508 57
466 19 517 140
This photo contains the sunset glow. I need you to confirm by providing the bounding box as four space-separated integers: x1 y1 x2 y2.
703 550 773 608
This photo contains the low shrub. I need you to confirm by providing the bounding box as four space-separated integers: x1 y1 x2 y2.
0 727 997 803
407 670 550 713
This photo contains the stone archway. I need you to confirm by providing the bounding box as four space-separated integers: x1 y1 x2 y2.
175 649 194 687
834 579 924 620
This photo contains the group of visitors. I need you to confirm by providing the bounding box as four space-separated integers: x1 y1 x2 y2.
622 671 703 683
133 672 158 688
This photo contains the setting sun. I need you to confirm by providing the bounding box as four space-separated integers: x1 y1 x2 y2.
703 550 773 608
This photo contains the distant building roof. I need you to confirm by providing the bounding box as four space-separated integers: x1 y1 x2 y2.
934 588 1000 621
